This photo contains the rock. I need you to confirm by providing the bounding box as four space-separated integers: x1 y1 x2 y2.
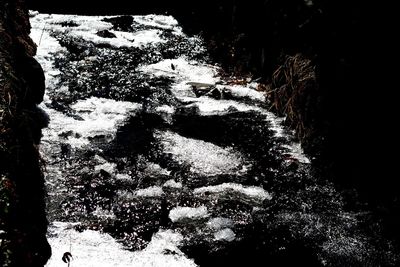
206 87 222 99
103 15 134 31
96 30 116 38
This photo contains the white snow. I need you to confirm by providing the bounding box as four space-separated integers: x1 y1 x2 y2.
116 186 164 200
194 183 272 202
156 131 245 176
144 162 171 176
133 15 180 30
181 97 262 115
169 206 209 222
47 97 140 148
206 217 234 230
94 161 117 174
135 186 164 197
214 228 236 242
140 57 219 84
156 105 175 114
30 14 172 49
45 222 197 267
217 84 266 102
163 179 183 189
140 57 220 99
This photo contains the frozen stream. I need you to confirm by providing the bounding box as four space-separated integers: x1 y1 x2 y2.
30 11 393 267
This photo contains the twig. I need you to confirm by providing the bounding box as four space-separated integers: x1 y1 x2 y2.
38 22 47 47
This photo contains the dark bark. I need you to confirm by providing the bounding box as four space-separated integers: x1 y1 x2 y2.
1 0 50 265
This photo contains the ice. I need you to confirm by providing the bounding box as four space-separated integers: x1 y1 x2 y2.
156 131 245 176
169 206 209 222
194 183 272 201
45 222 197 267
214 228 236 242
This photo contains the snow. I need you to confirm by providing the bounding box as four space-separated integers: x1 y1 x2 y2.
144 162 171 176
133 15 180 30
156 105 175 114
140 57 220 99
214 228 236 242
163 179 183 189
116 186 164 200
217 84 266 102
140 57 219 85
206 217 234 230
45 222 197 267
94 161 117 174
156 131 245 176
92 207 115 219
30 14 172 49
194 183 272 202
181 97 262 115
169 206 209 222
135 186 164 197
48 97 141 148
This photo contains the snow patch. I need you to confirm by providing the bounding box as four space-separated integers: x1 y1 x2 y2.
214 228 236 242
163 179 183 189
94 161 117 174
135 186 164 197
169 206 209 222
182 97 263 115
156 105 175 114
194 183 272 202
144 162 171 176
51 97 141 148
45 222 197 267
31 14 170 49
134 15 181 31
157 131 244 176
217 84 266 102
140 57 219 84
207 217 234 230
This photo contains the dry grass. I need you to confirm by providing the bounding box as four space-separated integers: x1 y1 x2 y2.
264 54 318 140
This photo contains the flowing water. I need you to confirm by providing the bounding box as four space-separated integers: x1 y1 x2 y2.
30 11 395 267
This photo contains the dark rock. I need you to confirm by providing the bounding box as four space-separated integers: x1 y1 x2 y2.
103 15 134 31
206 87 222 99
96 30 116 38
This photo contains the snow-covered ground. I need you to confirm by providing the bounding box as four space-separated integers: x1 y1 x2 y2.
29 11 316 267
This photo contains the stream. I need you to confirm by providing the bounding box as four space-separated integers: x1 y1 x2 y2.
29 11 394 267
